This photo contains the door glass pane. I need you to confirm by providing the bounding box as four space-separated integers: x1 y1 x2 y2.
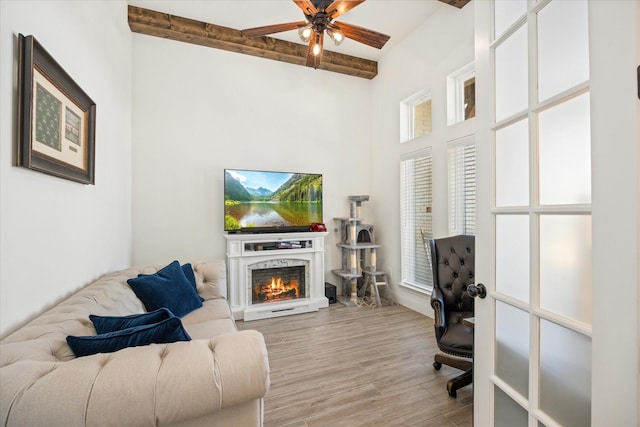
496 119 529 207
496 215 529 303
496 302 529 397
539 93 591 205
495 0 527 39
539 215 592 324
495 386 528 427
540 320 591 427
538 0 589 101
495 25 528 122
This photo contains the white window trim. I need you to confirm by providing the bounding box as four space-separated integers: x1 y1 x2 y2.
400 147 434 293
447 62 475 126
400 90 432 143
398 281 432 296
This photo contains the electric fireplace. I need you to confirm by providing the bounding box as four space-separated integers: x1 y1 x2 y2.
225 232 329 321
251 265 306 304
247 258 309 307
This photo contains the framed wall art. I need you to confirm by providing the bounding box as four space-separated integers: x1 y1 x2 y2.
17 34 96 184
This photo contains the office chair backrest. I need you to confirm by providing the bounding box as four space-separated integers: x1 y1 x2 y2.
429 235 475 315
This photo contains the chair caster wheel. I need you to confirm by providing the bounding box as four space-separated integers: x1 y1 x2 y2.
433 361 442 370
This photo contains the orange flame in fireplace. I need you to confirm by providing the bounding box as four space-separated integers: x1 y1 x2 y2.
255 277 300 302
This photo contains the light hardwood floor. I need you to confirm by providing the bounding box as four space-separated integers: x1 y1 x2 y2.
237 302 473 427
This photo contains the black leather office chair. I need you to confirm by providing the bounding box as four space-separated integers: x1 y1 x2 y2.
429 235 475 398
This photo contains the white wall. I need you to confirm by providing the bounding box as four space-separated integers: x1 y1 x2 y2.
130 34 373 286
0 0 471 335
369 4 475 315
0 1 133 336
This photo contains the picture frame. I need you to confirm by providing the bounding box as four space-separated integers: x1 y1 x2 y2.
17 34 96 184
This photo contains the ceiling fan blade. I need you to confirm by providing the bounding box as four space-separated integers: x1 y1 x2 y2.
293 0 318 16
242 21 307 38
326 0 365 19
333 20 390 49
306 32 324 69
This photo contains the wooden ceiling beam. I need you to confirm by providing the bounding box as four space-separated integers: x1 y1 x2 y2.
438 0 472 9
127 5 378 79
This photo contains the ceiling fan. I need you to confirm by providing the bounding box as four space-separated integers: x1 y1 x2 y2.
241 0 391 69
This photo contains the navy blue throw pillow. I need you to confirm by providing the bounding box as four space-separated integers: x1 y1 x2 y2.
66 316 191 357
127 260 203 317
90 308 174 334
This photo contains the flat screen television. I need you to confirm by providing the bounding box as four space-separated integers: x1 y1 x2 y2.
224 169 323 233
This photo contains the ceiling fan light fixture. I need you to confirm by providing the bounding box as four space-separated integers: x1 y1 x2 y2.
298 24 313 42
312 39 322 56
327 28 344 46
242 0 390 70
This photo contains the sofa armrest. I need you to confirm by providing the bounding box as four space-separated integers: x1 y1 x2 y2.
194 260 227 300
2 330 269 426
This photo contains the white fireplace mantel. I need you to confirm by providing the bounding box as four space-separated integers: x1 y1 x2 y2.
225 231 329 320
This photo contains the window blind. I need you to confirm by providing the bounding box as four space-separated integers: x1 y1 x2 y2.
400 151 433 292
448 140 476 235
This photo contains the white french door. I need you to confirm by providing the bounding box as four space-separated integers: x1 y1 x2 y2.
474 0 598 425
474 0 640 425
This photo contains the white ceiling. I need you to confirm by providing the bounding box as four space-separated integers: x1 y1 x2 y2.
127 0 445 61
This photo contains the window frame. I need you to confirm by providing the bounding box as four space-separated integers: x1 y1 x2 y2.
400 90 432 143
400 148 434 294
447 62 476 126
447 135 476 236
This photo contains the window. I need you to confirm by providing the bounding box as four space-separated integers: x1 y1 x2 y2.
447 62 476 125
400 149 433 292
448 137 476 235
463 77 476 120
400 90 432 143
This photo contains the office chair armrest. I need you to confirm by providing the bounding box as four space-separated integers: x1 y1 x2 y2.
430 286 446 335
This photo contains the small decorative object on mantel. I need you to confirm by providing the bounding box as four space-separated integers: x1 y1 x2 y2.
17 34 96 184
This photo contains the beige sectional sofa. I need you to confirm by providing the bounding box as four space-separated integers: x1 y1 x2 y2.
0 260 270 427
